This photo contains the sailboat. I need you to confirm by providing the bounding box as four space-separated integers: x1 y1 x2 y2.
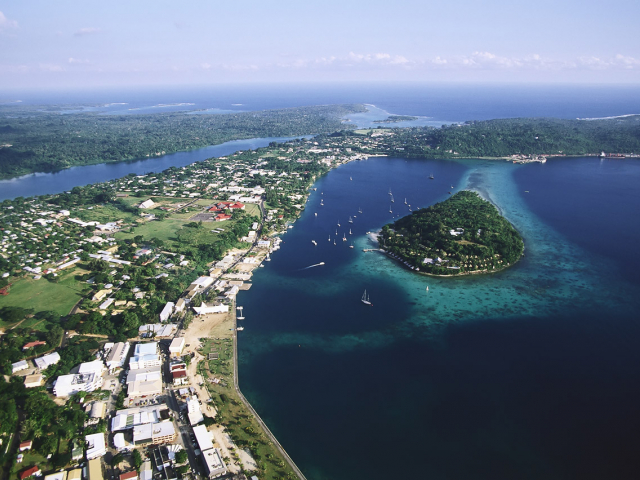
388 188 392 195
343 233 347 241
312 240 317 246
265 253 271 261
358 207 362 214
328 235 331 241
361 290 372 306
320 199 324 206
349 242 354 249
404 198 407 205
429 173 434 179
333 239 336 245
348 216 353 223
314 212 317 217
389 205 393 213
349 228 352 235
390 194 394 203
237 306 245 320
337 221 340 227
426 286 429 292
350 176 353 181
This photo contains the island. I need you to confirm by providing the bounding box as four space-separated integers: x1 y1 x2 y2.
372 115 419 123
378 191 524 275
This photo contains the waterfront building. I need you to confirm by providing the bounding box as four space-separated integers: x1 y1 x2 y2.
111 403 171 432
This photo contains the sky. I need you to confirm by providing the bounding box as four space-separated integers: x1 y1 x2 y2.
1 0 640 90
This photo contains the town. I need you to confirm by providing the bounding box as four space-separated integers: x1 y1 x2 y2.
0 130 404 480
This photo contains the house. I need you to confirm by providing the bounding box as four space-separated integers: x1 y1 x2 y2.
24 374 43 388
126 366 163 398
19 466 41 480
119 472 138 480
85 433 107 460
67 469 82 480
159 302 174 322
113 433 133 452
138 199 155 209
201 448 227 478
34 352 61 370
22 341 46 350
139 462 152 480
12 360 29 374
168 337 185 357
19 440 32 452
44 472 67 480
174 298 185 313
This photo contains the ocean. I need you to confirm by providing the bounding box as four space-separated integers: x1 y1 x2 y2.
4 83 640 478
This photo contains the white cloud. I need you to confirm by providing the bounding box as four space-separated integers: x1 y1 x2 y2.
74 27 101 37
0 11 18 30
39 63 64 72
68 57 90 65
200 63 212 70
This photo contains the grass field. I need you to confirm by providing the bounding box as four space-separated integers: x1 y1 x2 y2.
0 267 90 321
74 203 138 224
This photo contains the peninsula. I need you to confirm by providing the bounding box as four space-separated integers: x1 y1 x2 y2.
378 191 524 275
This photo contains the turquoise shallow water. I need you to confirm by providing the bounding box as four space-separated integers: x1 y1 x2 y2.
237 157 640 479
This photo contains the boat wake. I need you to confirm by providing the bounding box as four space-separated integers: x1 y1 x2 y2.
301 262 325 270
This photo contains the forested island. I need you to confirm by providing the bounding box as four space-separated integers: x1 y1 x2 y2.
378 191 524 275
0 103 365 179
372 115 419 123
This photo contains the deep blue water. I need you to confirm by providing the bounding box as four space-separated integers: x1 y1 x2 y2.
236 156 640 480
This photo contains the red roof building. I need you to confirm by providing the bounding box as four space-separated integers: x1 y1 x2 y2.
19 440 33 451
22 341 46 350
214 214 232 222
120 472 138 480
20 466 41 480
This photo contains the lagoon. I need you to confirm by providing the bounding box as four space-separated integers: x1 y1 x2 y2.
237 155 640 480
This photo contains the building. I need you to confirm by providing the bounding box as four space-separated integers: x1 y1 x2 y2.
85 433 107 460
105 342 131 370
19 441 32 452
34 352 61 370
139 199 155 209
90 401 106 419
192 302 229 316
201 448 227 478
138 324 177 338
129 342 162 369
126 366 163 398
192 425 214 451
19 467 41 480
186 396 204 426
111 403 171 432
132 421 176 446
87 458 103 480
53 361 106 397
23 341 47 350
44 472 67 480
67 469 82 480
12 360 29 374
168 337 185 357
170 362 187 386
139 462 152 480
24 374 43 388
119 472 137 480
174 298 185 313
159 302 174 322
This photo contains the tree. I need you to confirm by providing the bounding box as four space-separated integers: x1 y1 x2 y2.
175 450 188 464
132 449 142 469
111 453 124 466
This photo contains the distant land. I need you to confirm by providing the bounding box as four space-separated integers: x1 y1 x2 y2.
1 102 640 179
378 191 525 275
372 115 419 123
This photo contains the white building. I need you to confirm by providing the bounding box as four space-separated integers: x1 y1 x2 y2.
34 352 61 370
132 421 176 446
85 433 107 460
192 302 229 316
186 396 204 426
127 366 163 398
129 342 162 369
190 276 214 290
159 302 174 322
202 448 227 478
139 199 155 209
192 425 214 451
111 403 170 432
113 433 133 452
138 324 177 338
169 337 185 357
12 359 29 374
105 342 131 370
53 361 106 397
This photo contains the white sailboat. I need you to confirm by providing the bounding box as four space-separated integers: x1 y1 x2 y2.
320 199 324 205
348 216 353 223
237 306 245 320
349 228 352 235
265 253 271 261
404 198 407 204
361 290 372 306
337 221 341 227
358 207 363 213
312 240 317 245
343 233 347 241
390 194 394 203
389 205 393 213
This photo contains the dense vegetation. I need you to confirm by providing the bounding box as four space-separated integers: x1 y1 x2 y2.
370 116 640 158
0 104 365 179
379 191 524 275
373 115 419 123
